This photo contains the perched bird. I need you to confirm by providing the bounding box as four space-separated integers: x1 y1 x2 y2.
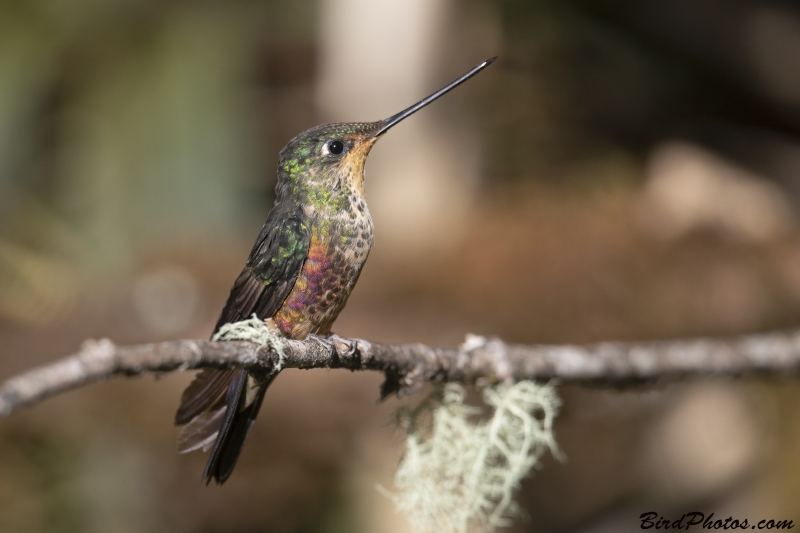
175 57 496 484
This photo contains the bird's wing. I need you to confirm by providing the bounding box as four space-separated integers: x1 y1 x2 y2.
214 209 312 330
175 207 310 426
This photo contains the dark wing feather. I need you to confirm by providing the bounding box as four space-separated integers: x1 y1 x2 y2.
213 269 266 330
212 208 310 329
175 206 310 484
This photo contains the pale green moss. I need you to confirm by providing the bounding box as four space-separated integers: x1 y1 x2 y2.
212 314 286 370
381 382 561 533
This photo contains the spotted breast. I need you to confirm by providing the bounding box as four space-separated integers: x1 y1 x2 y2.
272 194 374 339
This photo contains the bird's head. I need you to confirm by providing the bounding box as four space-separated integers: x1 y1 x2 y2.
276 57 496 199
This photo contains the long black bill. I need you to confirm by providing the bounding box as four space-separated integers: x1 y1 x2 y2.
374 56 497 137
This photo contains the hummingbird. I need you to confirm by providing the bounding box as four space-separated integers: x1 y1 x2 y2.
174 57 496 484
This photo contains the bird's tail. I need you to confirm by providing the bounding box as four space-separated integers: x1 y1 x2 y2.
176 368 276 484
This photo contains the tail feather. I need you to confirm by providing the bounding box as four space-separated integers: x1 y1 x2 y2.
175 369 235 425
201 369 276 484
177 407 226 454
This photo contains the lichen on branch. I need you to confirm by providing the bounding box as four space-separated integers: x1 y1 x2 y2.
382 381 561 533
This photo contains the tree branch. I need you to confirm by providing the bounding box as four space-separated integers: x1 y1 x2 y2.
3 329 800 418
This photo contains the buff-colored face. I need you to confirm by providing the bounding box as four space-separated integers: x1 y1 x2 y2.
329 133 379 194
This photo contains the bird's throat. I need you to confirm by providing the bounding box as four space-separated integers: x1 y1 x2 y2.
338 137 377 196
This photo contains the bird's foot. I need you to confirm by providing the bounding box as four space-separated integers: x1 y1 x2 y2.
307 333 357 359
328 333 357 358
308 334 336 358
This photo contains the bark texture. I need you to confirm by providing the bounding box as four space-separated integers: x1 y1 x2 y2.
4 330 800 418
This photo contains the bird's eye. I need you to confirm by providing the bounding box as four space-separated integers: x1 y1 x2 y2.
328 140 344 155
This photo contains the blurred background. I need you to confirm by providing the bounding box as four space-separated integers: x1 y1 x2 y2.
3 0 800 531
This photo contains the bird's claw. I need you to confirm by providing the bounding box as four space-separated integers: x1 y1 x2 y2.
329 333 357 358
308 333 357 359
308 334 336 358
